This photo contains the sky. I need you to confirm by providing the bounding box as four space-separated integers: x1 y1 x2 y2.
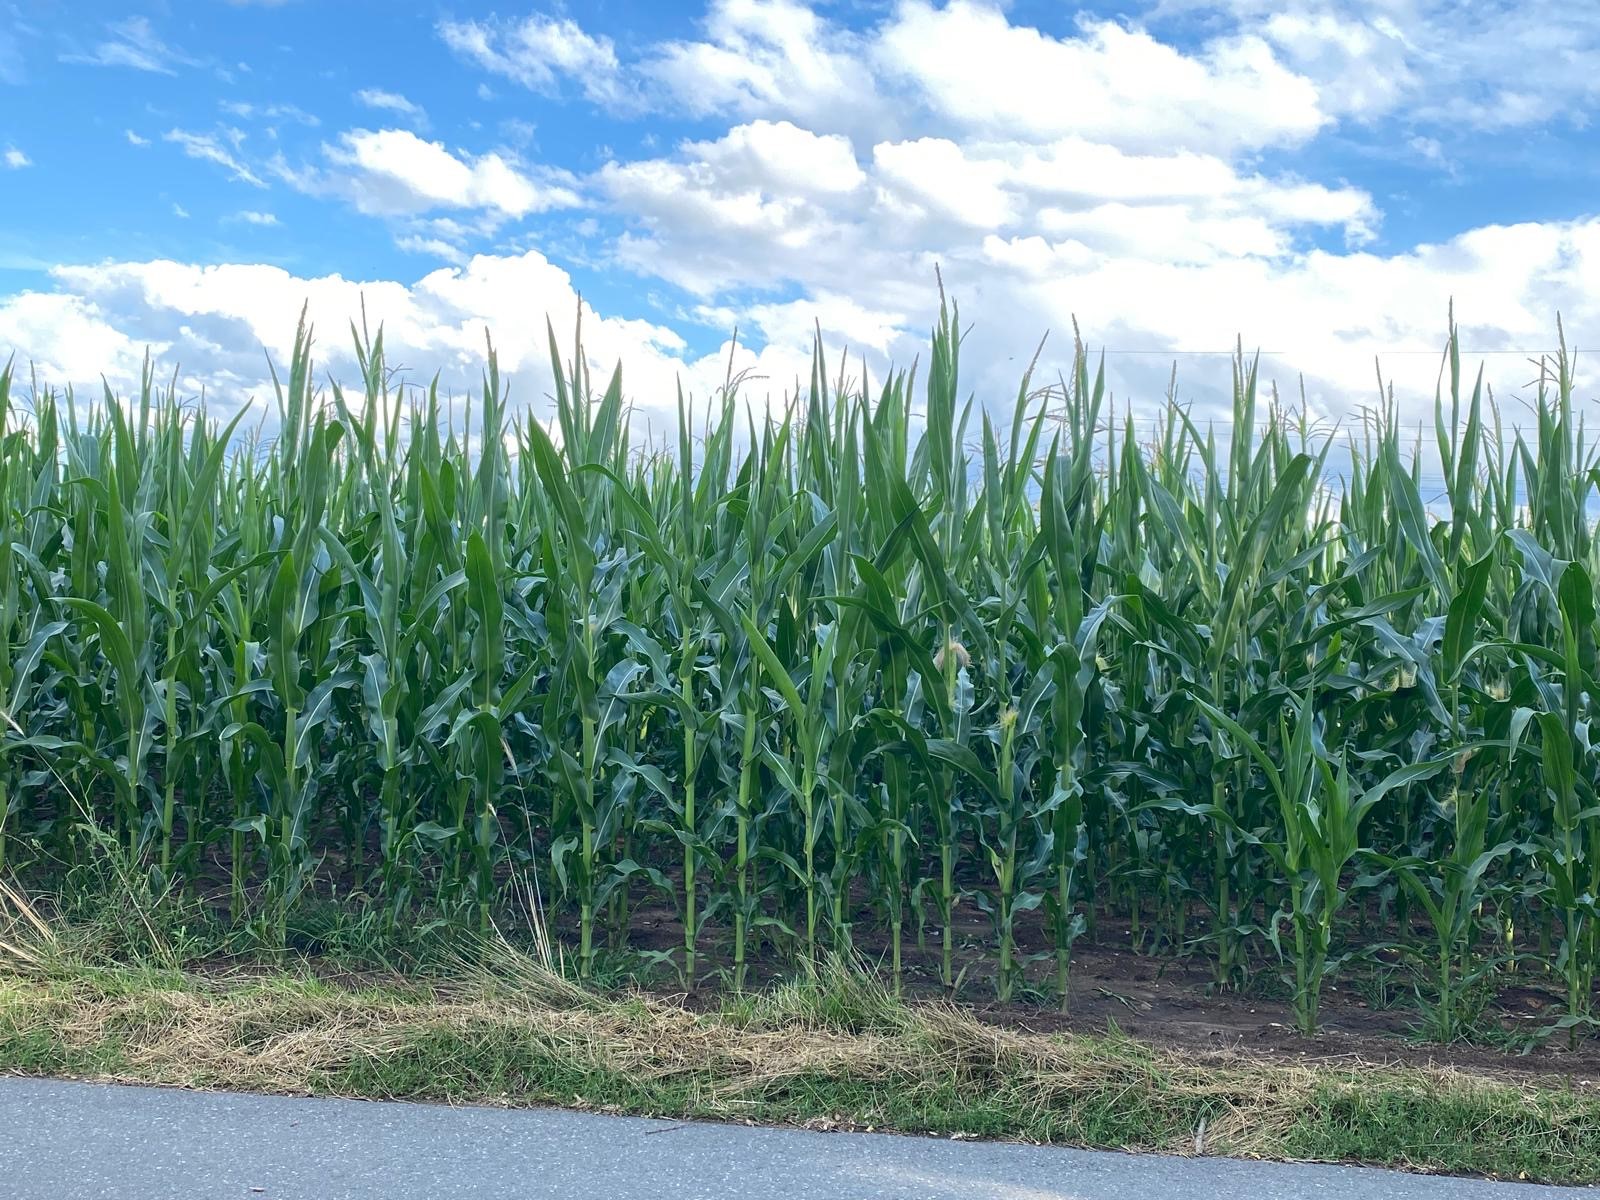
1 0 1598 439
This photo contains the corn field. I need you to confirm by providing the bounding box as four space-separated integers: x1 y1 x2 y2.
2 297 1599 1037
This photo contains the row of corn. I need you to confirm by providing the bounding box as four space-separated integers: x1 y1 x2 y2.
0 298 1596 1036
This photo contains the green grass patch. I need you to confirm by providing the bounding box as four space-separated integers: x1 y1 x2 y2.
0 954 1596 1185
1284 1081 1600 1183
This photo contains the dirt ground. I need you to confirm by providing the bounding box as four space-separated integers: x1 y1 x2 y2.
606 897 1600 1082
182 839 1600 1082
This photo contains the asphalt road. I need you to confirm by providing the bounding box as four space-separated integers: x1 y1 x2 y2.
0 1076 1591 1199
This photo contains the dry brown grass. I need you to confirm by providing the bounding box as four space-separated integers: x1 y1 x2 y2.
0 878 54 969
3 888 1598 1182
3 956 1584 1164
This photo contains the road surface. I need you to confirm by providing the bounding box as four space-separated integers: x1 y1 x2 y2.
0 1076 1590 1199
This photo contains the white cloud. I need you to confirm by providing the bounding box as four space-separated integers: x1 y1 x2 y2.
396 236 468 264
274 129 580 225
220 100 320 127
587 114 1590 431
440 14 621 104
600 124 868 296
0 252 801 428
599 123 1374 297
164 128 266 187
3 223 1592 445
440 1 1600 149
230 210 280 226
500 118 538 148
63 17 194 75
172 203 190 219
10 0 1599 448
0 291 164 386
648 0 890 137
693 120 865 196
125 130 151 147
1170 0 1600 132
455 2 1322 156
734 292 911 358
3 146 28 169
873 139 1018 229
355 88 427 124
877 3 1325 155
961 218 1600 426
1254 9 1415 119
0 16 25 85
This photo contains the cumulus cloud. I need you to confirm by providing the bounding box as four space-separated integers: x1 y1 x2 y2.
876 3 1327 155
0 253 818 432
0 291 165 387
4 213 1593 448
598 122 1376 298
589 112 1594 425
3 146 28 168
648 0 890 136
966 219 1599 425
5 0 1597 446
275 128 580 222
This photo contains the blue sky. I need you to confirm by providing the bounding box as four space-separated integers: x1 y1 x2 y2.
2 0 1598 427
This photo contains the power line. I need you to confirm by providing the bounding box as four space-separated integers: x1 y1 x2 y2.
1092 348 1565 356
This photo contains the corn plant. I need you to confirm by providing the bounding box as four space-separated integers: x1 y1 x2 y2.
1 300 1598 1039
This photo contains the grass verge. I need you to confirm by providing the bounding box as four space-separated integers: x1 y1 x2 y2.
0 944 1597 1186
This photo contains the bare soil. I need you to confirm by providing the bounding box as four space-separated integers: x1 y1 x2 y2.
605 896 1600 1083
171 840 1600 1082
